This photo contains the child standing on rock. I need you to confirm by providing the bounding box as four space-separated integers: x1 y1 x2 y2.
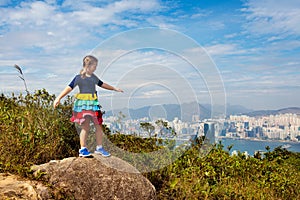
53 55 123 157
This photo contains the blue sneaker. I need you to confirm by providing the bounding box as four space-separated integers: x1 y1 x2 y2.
94 147 111 157
79 147 92 157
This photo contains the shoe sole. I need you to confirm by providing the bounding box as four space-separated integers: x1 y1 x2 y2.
79 154 93 158
94 151 111 157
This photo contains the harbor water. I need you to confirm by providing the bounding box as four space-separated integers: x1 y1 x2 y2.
219 137 300 156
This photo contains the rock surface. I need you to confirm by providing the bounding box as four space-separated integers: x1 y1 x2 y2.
0 173 51 200
31 155 156 200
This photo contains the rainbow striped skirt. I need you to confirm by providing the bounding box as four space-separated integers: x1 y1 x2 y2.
70 93 103 125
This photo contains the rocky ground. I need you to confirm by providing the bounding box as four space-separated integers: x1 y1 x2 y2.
0 155 156 200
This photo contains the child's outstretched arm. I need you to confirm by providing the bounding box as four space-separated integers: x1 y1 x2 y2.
101 83 123 93
53 86 73 108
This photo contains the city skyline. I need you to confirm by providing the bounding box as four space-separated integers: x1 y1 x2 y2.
103 111 300 142
0 0 300 111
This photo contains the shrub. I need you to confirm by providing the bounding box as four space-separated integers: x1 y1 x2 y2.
0 89 79 175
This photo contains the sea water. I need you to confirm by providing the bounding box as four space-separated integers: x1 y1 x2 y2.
219 138 300 156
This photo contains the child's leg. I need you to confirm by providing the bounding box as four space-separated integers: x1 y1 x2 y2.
94 124 103 146
94 124 110 156
80 118 91 148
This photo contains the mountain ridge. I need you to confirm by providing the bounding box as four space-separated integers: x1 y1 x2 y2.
105 103 300 121
243 107 300 117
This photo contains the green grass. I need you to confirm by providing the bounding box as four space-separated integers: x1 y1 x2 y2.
0 89 299 199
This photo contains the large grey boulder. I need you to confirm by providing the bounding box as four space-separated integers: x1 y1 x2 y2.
31 155 156 200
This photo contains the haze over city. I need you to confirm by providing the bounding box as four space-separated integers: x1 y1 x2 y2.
0 0 300 111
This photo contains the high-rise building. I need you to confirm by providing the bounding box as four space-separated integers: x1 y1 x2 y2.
204 122 216 143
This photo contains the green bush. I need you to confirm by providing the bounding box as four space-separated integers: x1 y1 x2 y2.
0 89 79 175
0 90 299 199
145 142 300 200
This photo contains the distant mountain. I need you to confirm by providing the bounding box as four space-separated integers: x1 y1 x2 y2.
105 102 300 121
244 107 300 117
225 104 253 115
105 103 254 121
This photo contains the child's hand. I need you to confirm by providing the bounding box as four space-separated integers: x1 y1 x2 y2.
53 98 60 108
114 88 124 93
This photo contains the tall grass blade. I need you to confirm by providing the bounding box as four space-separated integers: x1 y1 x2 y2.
13 64 29 94
14 64 23 75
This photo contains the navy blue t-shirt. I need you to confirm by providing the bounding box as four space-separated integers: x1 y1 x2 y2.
68 74 103 94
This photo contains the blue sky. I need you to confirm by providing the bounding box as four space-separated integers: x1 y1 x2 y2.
0 0 300 112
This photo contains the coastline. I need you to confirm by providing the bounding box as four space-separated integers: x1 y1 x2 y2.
217 136 300 144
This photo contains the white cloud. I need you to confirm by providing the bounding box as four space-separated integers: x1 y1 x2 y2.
190 9 211 19
142 90 168 98
242 0 300 36
108 0 161 12
2 1 55 25
0 0 171 58
224 33 238 39
266 36 283 42
0 0 172 91
62 0 162 27
204 44 246 56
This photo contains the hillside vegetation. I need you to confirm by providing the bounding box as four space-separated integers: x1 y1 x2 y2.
0 89 299 199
